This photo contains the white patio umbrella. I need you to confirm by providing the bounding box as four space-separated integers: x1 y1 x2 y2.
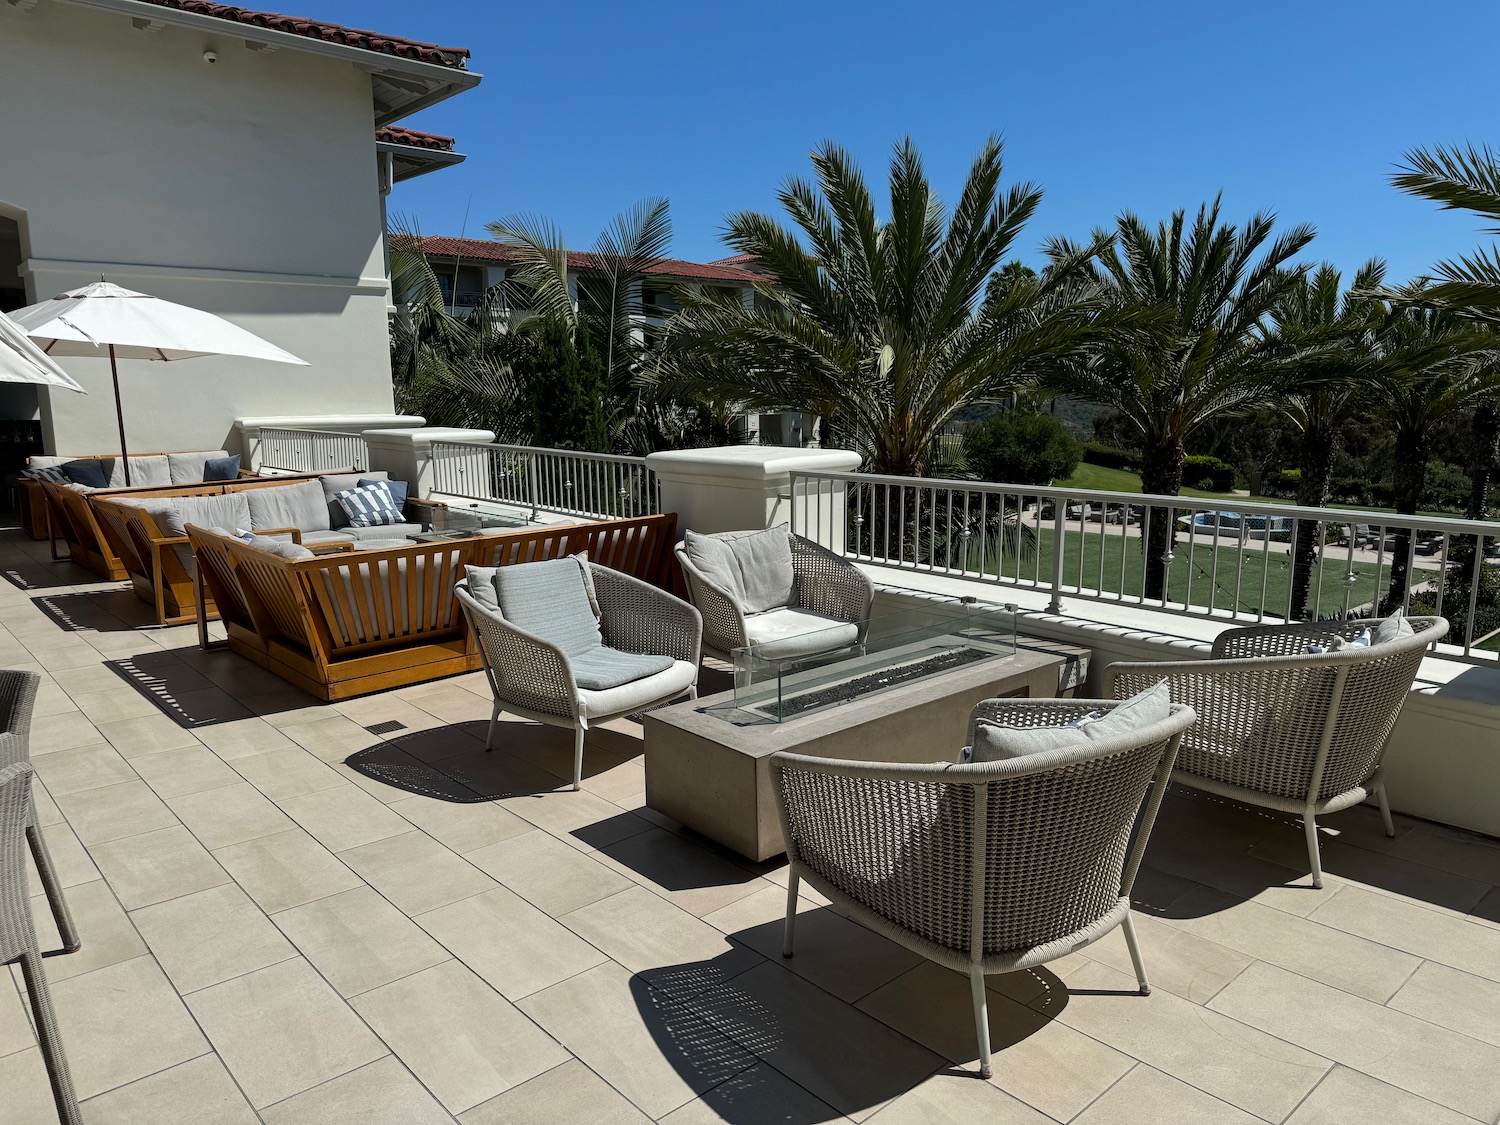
9 281 308 484
0 308 85 393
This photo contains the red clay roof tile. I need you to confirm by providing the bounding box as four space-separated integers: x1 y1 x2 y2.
375 126 456 152
420 236 767 284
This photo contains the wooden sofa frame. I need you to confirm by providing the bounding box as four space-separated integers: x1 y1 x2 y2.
42 473 328 581
185 512 678 701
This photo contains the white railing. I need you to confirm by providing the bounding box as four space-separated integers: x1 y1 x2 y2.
788 468 1500 665
258 428 369 474
427 441 660 520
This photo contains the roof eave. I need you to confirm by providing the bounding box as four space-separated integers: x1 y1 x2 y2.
376 140 466 183
61 0 482 125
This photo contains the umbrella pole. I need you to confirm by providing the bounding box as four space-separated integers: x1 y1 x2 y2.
109 343 131 487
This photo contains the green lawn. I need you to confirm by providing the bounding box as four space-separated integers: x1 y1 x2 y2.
1056 462 1285 504
945 524 1431 620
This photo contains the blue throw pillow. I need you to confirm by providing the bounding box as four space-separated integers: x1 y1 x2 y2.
60 459 110 489
335 481 404 527
203 454 241 481
361 477 407 509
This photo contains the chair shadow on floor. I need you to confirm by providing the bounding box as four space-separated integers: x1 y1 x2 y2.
29 590 150 633
104 651 255 727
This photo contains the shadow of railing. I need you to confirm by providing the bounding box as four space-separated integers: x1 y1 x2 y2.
104 652 253 727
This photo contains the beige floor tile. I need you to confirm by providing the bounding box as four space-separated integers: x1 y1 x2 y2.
459 1060 650 1125
279 785 412 852
79 1052 260 1125
0 1047 65 1124
55 779 176 845
273 886 450 998
245 689 332 726
333 692 445 733
1160 886 1420 1002
71 685 161 724
857 960 1128 1121
596 828 769 917
213 828 362 914
518 961 757 1119
338 747 440 805
1055 960 1329 1122
1309 885 1500 981
417 886 607 1000
29 742 135 796
166 782 294 850
1144 824 1345 918
25 879 144 981
1284 1065 1479 1125
260 1055 456 1125
128 745 241 799
1081 913 1250 1005
659 1061 846 1124
402 682 496 724
863 1071 1053 1124
339 830 496 915
48 955 209 1099
467 829 632 915
281 712 384 763
1248 830 1490 913
1389 824 1500 885
705 885 923 1003
31 779 63 827
187 957 386 1108
29 709 105 755
353 960 569 1114
93 713 201 758
194 716 301 761
502 784 653 851
685 961 945 1122
1071 1063 1262 1125
131 883 297 994
0 973 34 1057
1208 960 1500 1121
389 795 532 854
89 825 229 909
563 886 764 1001
1386 960 1500 1048
229 747 346 801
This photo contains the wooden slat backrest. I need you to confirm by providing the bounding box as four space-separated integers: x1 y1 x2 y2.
184 527 254 630
220 542 313 647
91 500 155 581
468 513 677 587
41 482 101 552
292 542 469 653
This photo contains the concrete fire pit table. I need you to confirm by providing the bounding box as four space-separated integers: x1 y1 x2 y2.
643 644 1066 861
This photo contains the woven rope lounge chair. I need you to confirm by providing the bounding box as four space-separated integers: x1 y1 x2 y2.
457 560 702 790
771 697 1194 1079
1104 615 1447 888
676 528 874 662
1 671 79 953
1 762 82 1124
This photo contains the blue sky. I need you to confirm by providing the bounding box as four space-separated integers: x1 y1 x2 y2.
328 0 1499 282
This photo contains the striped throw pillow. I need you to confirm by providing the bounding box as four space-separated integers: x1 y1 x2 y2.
335 481 404 528
22 466 68 483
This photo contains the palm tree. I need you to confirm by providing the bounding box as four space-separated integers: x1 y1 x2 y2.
653 135 1109 477
1269 260 1386 618
1390 145 1500 322
1367 298 1499 612
1044 197 1316 599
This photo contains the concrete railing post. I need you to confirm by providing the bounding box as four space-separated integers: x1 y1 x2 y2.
362 427 496 500
645 447 862 541
234 414 424 471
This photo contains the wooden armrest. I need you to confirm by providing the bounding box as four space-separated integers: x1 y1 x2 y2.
256 526 304 544
308 540 355 554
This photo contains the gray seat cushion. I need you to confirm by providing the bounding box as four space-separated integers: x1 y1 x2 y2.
245 480 330 532
167 450 230 485
346 522 422 541
243 536 315 561
320 470 390 529
969 682 1172 763
742 607 858 659
490 556 602 656
300 530 356 545
568 647 674 691
683 526 795 614
161 493 253 538
576 659 697 719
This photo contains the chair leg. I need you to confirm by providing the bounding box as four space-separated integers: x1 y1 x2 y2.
1375 780 1396 838
19 950 82 1125
485 703 502 752
1121 912 1150 995
782 871 800 958
27 823 80 954
572 724 586 792
970 966 993 1080
1305 813 1324 889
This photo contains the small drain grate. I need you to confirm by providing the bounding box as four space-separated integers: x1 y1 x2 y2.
364 720 407 735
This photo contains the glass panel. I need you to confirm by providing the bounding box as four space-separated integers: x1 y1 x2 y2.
733 601 1016 722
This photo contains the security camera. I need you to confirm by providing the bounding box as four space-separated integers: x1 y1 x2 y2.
203 50 218 63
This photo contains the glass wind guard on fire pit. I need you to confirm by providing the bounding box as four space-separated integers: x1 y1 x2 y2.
732 601 1017 722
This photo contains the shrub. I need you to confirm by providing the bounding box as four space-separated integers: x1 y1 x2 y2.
1182 454 1233 492
1263 468 1301 498
964 411 1082 486
1080 442 1140 471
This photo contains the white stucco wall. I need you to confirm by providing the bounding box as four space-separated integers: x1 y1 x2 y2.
0 3 396 456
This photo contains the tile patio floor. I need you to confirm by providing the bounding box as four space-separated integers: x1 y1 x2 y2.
4 523 1500 1123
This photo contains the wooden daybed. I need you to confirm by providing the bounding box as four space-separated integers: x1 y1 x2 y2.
184 512 678 701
